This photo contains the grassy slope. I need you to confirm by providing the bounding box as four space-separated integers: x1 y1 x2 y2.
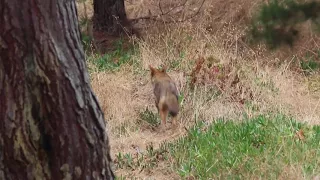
76 0 320 179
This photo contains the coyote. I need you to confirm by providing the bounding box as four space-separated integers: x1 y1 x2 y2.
149 65 180 129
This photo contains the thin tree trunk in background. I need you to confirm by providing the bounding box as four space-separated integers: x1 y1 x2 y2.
0 0 114 179
93 0 132 35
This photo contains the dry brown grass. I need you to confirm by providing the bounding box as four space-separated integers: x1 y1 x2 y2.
77 0 320 178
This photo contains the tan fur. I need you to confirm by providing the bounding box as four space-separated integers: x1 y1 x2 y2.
149 65 180 129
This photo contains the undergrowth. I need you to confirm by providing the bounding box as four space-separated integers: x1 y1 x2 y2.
299 51 320 75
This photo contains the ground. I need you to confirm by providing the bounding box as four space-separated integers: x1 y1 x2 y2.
76 0 320 179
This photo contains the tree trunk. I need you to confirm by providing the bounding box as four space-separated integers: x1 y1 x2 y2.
93 0 132 35
0 0 115 179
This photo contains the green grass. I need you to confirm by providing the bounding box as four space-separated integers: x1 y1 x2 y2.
115 114 320 179
165 114 320 179
86 39 139 72
301 60 319 74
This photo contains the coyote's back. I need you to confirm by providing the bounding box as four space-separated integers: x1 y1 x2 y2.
149 65 180 129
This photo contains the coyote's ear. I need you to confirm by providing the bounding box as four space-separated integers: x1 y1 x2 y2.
149 65 156 76
161 65 167 72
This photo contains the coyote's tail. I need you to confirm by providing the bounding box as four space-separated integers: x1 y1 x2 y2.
159 93 179 117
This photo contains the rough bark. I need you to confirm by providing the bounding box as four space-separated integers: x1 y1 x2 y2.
0 0 115 179
93 0 133 35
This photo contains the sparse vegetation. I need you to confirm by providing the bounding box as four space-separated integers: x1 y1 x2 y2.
299 51 320 75
137 108 160 127
115 142 167 171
